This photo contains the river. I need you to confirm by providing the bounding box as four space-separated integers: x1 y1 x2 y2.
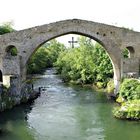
0 68 140 140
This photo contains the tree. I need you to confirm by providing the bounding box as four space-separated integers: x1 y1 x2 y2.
0 22 15 35
27 39 65 74
122 48 129 58
55 36 113 87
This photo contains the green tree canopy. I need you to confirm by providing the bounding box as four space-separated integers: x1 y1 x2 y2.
55 36 113 87
27 39 65 74
0 22 15 35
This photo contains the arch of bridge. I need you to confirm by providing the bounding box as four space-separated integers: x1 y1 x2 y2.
2 19 137 90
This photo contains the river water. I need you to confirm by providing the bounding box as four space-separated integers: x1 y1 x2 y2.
0 69 140 140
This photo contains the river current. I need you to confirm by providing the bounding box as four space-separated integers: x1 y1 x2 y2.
0 69 140 140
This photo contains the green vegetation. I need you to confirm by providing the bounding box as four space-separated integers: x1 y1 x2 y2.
7 46 18 56
113 100 140 120
27 40 65 74
119 79 140 101
122 48 129 58
106 79 114 94
0 22 15 35
55 36 113 87
113 79 140 120
113 46 140 120
27 36 113 88
10 47 18 56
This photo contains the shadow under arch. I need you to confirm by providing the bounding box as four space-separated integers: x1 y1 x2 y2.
0 70 3 82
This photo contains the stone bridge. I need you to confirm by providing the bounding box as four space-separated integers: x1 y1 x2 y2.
0 19 140 95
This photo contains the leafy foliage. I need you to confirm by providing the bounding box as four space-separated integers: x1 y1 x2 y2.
0 22 15 35
119 79 140 101
27 39 65 74
27 36 113 87
122 48 129 58
7 46 18 56
113 100 140 120
113 78 140 120
107 80 114 94
55 36 113 86
10 47 18 56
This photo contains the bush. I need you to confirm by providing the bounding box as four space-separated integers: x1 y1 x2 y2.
106 80 114 94
96 82 104 89
0 22 15 35
27 40 65 74
113 78 140 120
10 47 18 56
119 78 140 101
113 100 140 120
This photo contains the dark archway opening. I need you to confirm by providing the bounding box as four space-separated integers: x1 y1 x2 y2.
5 45 18 58
126 46 135 58
122 46 135 58
0 70 3 82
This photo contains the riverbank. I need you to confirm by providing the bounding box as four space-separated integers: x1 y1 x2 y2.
68 78 140 121
65 78 115 99
113 100 140 121
0 82 40 112
113 78 140 121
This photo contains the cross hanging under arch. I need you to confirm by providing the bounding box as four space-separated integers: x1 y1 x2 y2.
68 37 78 48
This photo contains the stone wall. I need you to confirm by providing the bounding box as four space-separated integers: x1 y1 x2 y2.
0 76 39 112
3 56 21 75
8 75 21 104
121 58 140 78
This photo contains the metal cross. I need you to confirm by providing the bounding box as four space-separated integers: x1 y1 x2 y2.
68 37 78 48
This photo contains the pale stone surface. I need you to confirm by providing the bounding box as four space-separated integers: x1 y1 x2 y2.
3 75 11 87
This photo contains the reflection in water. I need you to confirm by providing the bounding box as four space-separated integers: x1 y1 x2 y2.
0 102 34 140
0 68 140 140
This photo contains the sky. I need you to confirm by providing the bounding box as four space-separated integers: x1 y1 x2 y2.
0 0 140 31
0 0 140 45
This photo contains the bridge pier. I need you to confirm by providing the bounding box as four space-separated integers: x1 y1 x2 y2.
114 78 120 95
0 74 39 111
113 64 121 95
